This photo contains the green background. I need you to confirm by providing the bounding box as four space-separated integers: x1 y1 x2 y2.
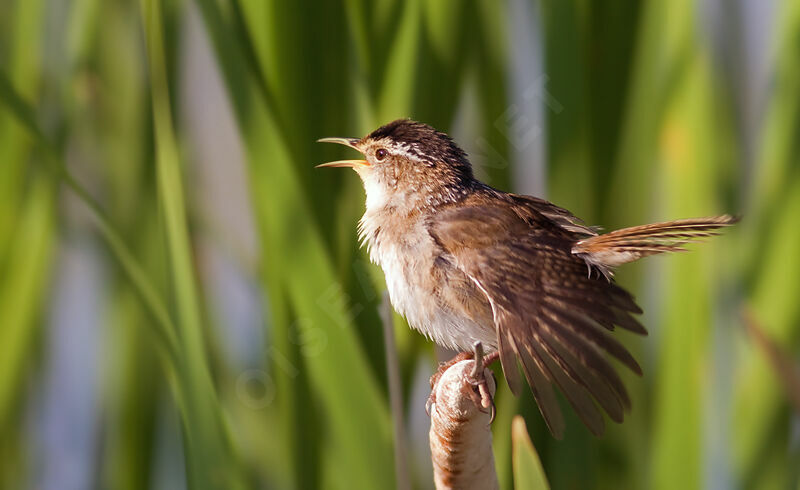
0 0 798 488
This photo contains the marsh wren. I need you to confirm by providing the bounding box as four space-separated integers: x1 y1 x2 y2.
318 119 736 438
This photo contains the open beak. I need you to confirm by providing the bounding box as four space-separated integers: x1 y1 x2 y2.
316 137 369 168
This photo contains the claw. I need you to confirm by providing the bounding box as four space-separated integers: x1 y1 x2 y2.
468 341 497 425
476 377 496 424
428 345 499 424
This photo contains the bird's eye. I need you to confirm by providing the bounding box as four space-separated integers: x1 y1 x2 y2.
375 148 388 161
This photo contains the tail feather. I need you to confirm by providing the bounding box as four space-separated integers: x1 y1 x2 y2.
572 215 739 273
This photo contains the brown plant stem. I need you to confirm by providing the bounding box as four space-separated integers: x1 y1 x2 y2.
429 359 498 490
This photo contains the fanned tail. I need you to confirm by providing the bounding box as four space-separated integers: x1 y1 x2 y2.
572 215 739 274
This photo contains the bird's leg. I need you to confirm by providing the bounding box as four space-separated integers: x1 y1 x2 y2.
467 342 499 423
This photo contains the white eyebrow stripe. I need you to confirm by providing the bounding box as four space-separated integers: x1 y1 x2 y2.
384 140 435 165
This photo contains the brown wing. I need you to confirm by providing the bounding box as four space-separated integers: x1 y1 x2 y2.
428 200 644 438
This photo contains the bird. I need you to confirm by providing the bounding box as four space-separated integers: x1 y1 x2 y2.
317 118 737 438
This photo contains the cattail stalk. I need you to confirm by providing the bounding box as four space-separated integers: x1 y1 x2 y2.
429 359 498 490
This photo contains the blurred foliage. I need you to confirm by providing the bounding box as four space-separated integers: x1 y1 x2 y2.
0 0 798 489
512 416 550 490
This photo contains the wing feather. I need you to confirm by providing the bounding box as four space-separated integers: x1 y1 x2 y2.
541 303 642 377
539 312 632 410
531 339 606 436
498 310 566 438
428 199 646 436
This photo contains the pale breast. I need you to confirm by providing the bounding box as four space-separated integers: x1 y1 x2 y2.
360 208 496 352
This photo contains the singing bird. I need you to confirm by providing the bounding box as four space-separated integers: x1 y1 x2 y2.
318 119 737 438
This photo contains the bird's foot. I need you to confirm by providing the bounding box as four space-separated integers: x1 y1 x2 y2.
425 342 500 424
466 342 498 424
426 351 473 416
